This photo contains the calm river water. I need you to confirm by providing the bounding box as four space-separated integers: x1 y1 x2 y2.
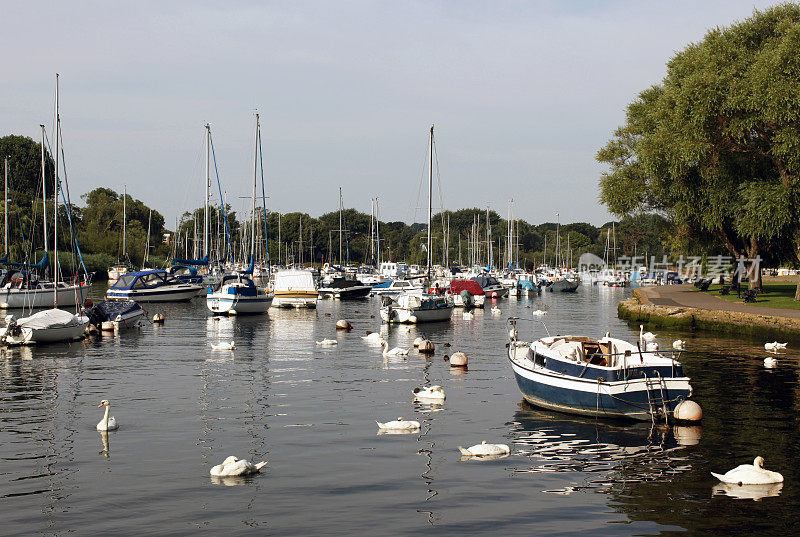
2 283 799 536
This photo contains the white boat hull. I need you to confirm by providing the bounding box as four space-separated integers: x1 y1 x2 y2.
380 304 453 324
271 295 318 309
106 284 201 302
207 294 274 314
0 284 87 309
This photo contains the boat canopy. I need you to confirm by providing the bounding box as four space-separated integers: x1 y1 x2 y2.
15 308 82 329
109 269 173 290
450 279 484 295
273 269 316 292
0 253 49 272
85 300 142 325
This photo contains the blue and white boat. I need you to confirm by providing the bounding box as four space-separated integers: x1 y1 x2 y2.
206 274 273 315
85 299 145 330
506 319 695 421
371 279 424 296
106 269 202 302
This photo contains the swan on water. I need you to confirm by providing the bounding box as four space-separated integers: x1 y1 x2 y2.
382 341 409 356
457 440 510 458
764 356 778 368
673 340 686 350
711 456 783 485
413 335 426 347
490 306 502 315
209 456 268 477
376 417 420 431
316 339 338 346
211 341 235 350
462 311 474 320
362 332 385 345
531 310 547 317
413 385 445 401
764 342 787 352
96 399 119 431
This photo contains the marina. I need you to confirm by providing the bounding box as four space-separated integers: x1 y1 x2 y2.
2 282 800 535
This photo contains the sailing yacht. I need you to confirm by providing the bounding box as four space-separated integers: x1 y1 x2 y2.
380 125 453 324
0 75 89 344
206 113 273 314
107 185 134 283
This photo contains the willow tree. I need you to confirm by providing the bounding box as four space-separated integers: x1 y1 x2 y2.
598 4 800 292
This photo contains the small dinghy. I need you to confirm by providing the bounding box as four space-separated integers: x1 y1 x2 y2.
0 309 89 345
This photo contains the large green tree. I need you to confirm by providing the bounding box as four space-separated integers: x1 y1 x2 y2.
598 4 800 291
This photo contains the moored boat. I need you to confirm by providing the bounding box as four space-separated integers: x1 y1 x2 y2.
207 273 273 314
106 269 202 302
318 276 372 299
506 318 695 421
85 300 145 330
271 269 318 308
448 279 485 308
0 309 89 345
380 293 453 324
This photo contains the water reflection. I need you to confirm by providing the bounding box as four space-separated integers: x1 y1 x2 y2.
509 403 692 494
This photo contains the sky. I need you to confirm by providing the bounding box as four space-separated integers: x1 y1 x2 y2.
1 0 781 229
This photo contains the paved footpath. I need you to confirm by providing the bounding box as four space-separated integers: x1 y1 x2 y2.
636 284 800 320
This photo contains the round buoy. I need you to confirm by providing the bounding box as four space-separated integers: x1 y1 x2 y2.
413 336 424 348
490 291 498 298
450 351 468 367
673 425 703 446
418 340 435 354
101 321 115 332
336 319 352 330
443 342 451 347
673 400 702 422
152 313 165 324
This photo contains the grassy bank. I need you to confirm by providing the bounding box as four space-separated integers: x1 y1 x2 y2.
699 281 800 311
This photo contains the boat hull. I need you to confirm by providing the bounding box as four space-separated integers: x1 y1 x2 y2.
271 292 318 309
106 285 201 302
318 285 372 300
112 309 146 329
207 294 273 314
508 346 691 421
547 279 580 292
0 284 87 309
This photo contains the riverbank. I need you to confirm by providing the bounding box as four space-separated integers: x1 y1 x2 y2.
618 284 800 341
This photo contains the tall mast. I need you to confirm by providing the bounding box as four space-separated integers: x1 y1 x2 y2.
375 197 380 266
555 212 560 268
144 209 152 268
4 157 7 256
122 184 127 259
427 125 433 279
40 125 48 260
251 114 259 262
338 187 343 266
204 123 210 260
53 73 60 293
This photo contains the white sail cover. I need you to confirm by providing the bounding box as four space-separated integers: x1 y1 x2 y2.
273 270 316 292
17 309 82 329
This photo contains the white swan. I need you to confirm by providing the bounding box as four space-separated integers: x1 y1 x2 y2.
764 356 778 368
316 339 338 346
413 336 426 347
490 306 502 315
413 385 445 401
531 309 547 317
382 341 409 356
764 342 787 352
376 417 420 431
361 332 383 342
96 400 119 431
711 456 783 485
673 340 686 350
209 456 267 477
211 341 235 350
462 311 473 320
457 440 510 458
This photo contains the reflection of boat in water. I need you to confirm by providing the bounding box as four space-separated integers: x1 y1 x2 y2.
507 318 695 421
508 403 693 490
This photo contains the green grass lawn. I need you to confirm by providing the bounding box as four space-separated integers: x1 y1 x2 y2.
698 282 800 310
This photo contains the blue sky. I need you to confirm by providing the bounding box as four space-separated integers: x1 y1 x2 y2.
2 1 780 228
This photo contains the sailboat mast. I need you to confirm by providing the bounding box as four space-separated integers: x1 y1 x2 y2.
427 125 433 279
122 184 127 259
204 123 210 260
4 157 7 256
338 187 343 266
53 73 60 292
40 125 48 261
375 197 380 266
144 209 152 268
251 114 259 262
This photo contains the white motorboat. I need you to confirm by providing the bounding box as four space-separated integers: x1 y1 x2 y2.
106 269 202 302
207 274 273 314
371 279 425 296
0 309 89 345
380 293 453 324
271 269 318 308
